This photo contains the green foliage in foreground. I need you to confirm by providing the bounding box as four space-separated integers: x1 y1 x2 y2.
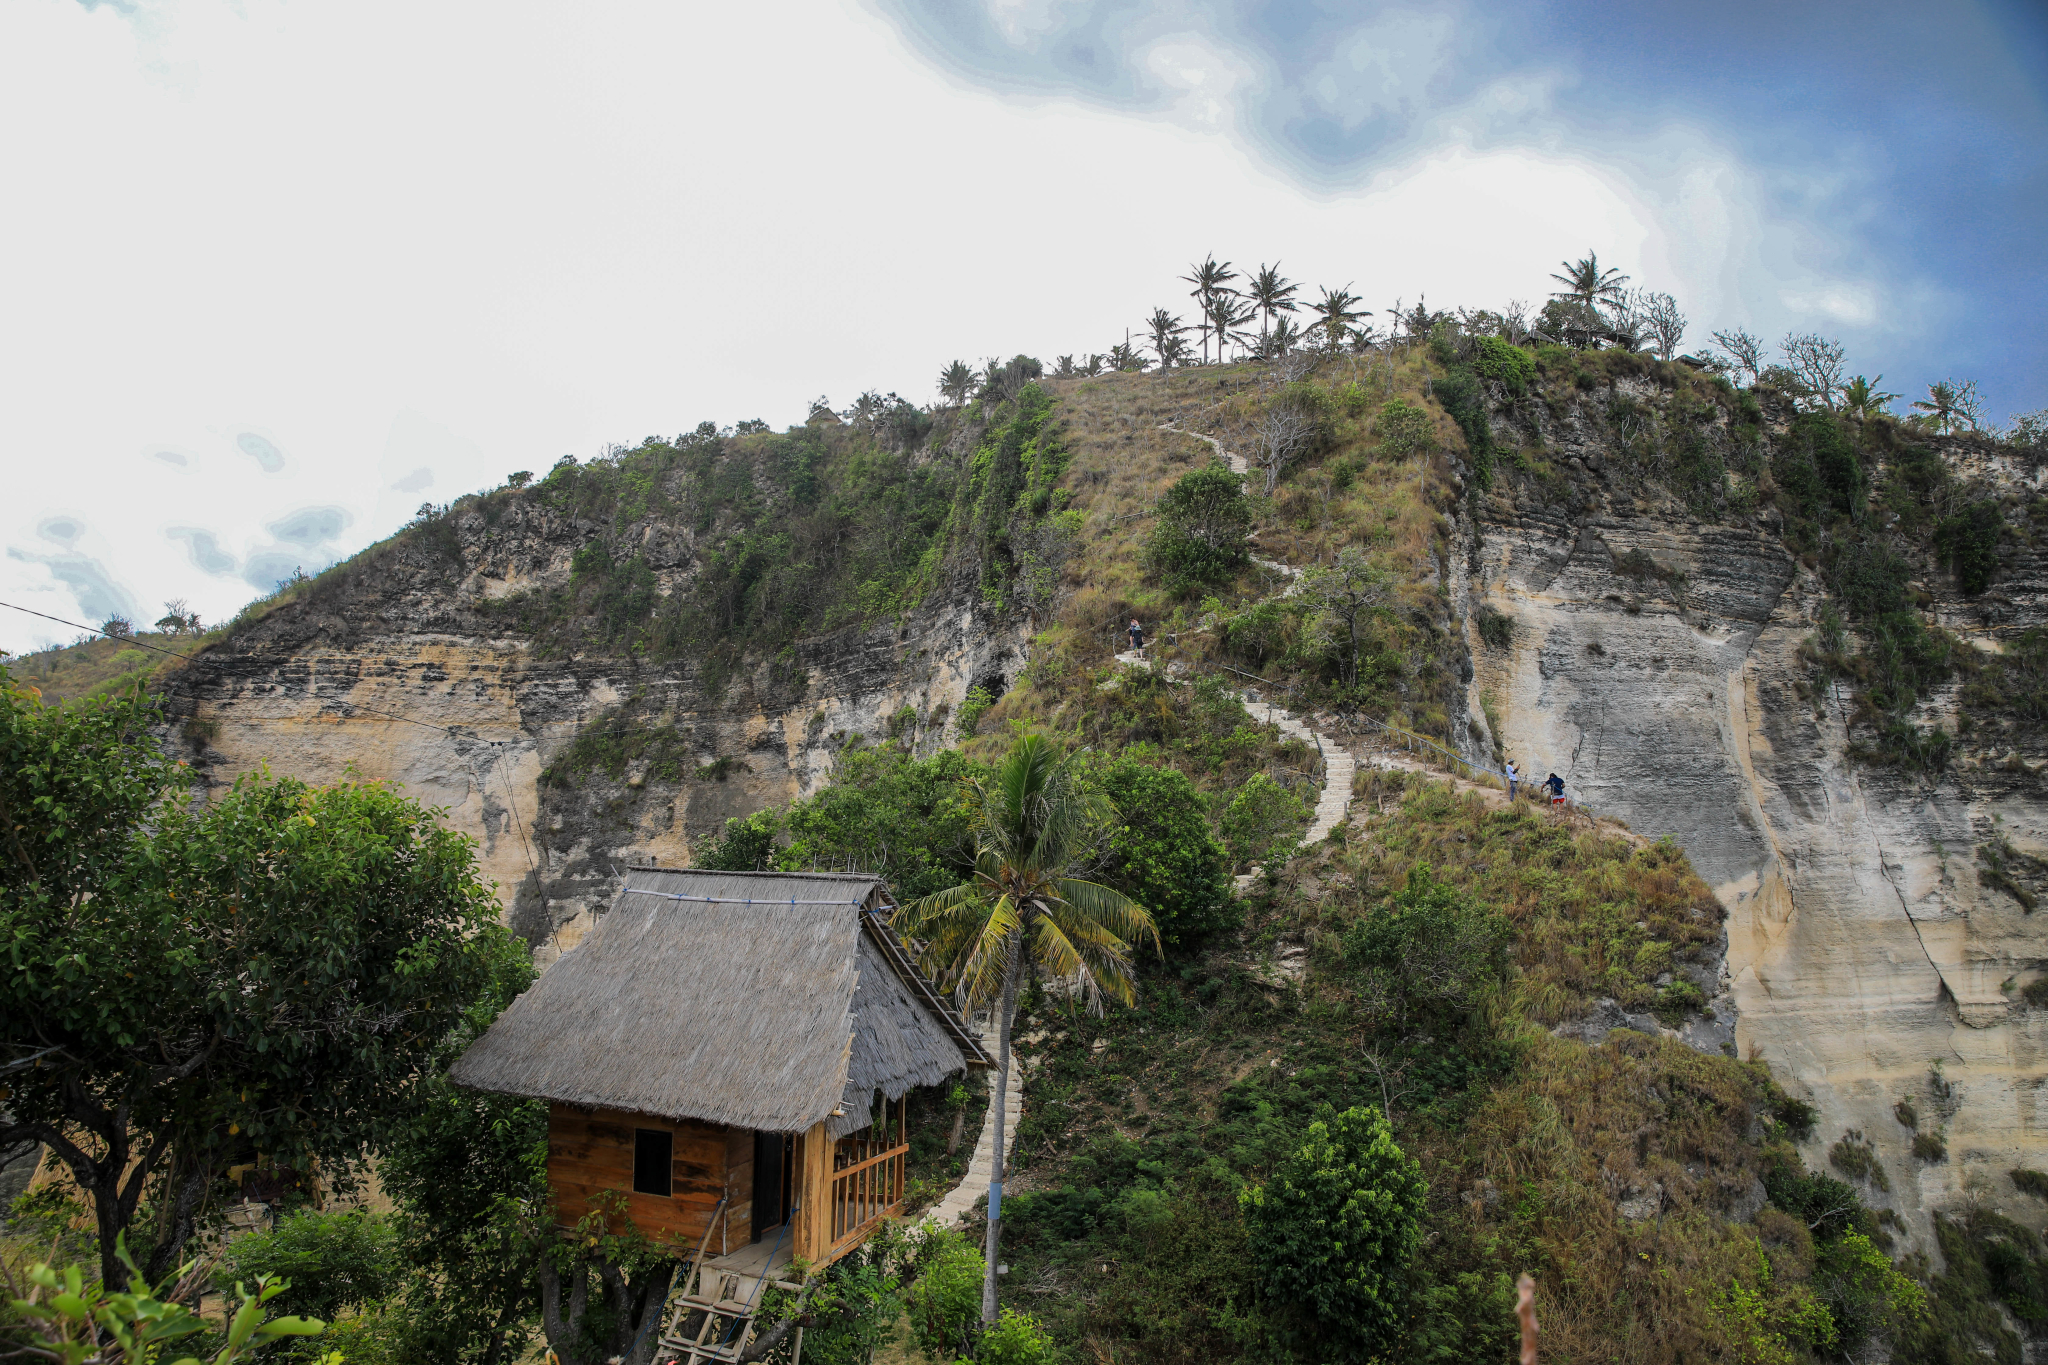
1240 1106 1426 1363
3 1237 330 1365
0 665 509 1293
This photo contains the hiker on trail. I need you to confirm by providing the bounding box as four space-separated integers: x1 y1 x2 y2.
1504 759 1519 800
1128 618 1144 652
1544 772 1566 804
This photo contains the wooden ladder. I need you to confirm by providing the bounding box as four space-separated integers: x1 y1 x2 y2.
653 1202 807 1365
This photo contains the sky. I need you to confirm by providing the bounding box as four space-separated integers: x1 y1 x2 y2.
3 0 2044 654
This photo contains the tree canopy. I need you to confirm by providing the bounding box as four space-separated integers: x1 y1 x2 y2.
0 667 511 1290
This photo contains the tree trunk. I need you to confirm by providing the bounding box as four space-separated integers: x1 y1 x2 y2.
981 940 1022 1329
947 1107 965 1157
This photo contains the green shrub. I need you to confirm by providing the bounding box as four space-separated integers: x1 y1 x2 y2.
1240 1105 1426 1362
1894 1098 1919 1129
1220 773 1309 871
1475 605 1512 650
905 1230 983 1360
958 685 995 736
1651 978 1707 1025
1087 753 1239 948
1912 1131 1948 1161
1935 499 2004 594
2028 977 2048 1009
1814 1229 1927 1357
975 1307 1056 1364
2012 1168 2048 1199
1147 464 1253 594
1472 336 1536 394
1829 1131 1891 1190
698 809 780 871
214 1208 400 1328
1342 864 1510 1038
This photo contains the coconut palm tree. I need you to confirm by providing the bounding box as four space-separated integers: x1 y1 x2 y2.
1549 251 1629 309
895 734 1158 1328
1181 255 1238 363
938 360 975 408
1247 263 1300 341
1208 293 1259 362
1146 308 1190 370
1912 379 1982 434
1840 375 1901 420
1310 285 1371 352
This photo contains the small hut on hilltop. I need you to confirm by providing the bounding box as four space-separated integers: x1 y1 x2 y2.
450 869 986 1268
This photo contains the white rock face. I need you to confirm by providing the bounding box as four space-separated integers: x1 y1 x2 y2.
1470 467 2048 1254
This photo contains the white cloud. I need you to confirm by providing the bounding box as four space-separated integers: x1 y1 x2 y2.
1299 9 1457 130
0 0 1896 651
1138 32 1258 132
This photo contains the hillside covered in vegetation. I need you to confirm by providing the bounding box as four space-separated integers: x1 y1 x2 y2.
10 284 2048 1363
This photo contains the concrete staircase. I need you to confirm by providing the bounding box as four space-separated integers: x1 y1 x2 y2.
921 1026 1025 1229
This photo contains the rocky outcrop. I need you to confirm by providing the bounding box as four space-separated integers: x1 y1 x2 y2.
1464 390 2048 1253
165 503 1026 965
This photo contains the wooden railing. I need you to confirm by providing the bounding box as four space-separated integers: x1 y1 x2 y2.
825 1141 907 1257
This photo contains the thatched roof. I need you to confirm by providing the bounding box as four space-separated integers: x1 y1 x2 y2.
449 870 986 1133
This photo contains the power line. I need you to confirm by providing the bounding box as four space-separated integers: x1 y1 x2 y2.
1 598 734 757
1 599 493 743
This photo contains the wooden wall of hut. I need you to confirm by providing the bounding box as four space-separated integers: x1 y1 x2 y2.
548 1104 753 1248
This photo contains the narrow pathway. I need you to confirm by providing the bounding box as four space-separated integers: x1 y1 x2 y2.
921 1024 1025 1230
1131 423 1357 887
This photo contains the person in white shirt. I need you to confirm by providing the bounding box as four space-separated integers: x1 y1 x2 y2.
1504 760 1519 800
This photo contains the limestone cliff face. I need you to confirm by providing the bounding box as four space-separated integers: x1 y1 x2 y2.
167 492 1025 966
1463 378 2048 1252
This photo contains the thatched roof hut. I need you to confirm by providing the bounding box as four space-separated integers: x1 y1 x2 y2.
450 869 987 1261
453 868 987 1132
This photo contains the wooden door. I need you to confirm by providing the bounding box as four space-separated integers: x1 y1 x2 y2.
750 1130 790 1239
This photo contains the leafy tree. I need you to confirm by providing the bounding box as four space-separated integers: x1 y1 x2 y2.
0 670 506 1291
1309 285 1370 352
1084 753 1238 948
1246 262 1300 341
1783 332 1848 409
373 928 550 1365
1147 463 1252 593
905 1230 985 1360
1814 1229 1928 1357
938 360 975 407
1711 327 1767 386
780 742 986 899
1180 254 1238 363
2001 408 2048 450
1374 397 1434 462
1300 547 1393 688
1911 378 1983 434
1841 374 1901 419
894 734 1158 1326
1239 1105 1427 1363
1472 336 1536 393
1144 308 1189 372
699 808 782 871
